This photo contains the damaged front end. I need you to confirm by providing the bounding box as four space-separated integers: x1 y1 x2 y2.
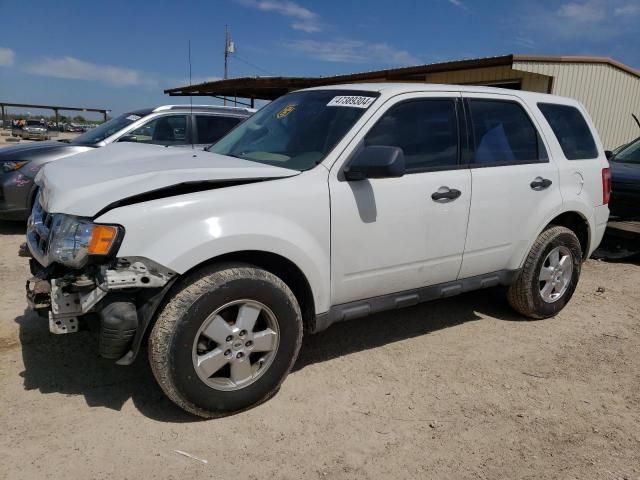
22 195 177 365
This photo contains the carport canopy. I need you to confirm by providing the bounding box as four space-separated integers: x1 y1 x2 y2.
0 102 111 127
164 55 524 102
164 53 640 106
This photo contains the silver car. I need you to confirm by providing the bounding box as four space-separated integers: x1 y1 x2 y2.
0 105 255 220
14 120 50 141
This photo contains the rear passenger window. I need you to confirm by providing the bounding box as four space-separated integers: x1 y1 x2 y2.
468 99 544 165
364 99 458 171
538 103 598 160
196 115 242 144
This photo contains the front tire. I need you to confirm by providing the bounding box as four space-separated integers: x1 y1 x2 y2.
508 226 582 319
149 263 303 418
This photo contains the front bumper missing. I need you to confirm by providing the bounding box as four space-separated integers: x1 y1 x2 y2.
23 249 178 364
26 276 104 334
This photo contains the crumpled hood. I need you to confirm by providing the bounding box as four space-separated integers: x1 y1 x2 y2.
37 142 299 217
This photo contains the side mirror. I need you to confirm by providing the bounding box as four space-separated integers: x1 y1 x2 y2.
344 146 405 181
119 135 138 143
605 150 614 160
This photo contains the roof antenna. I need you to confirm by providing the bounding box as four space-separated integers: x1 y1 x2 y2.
188 39 194 151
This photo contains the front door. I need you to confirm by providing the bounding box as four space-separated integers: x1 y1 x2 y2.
329 93 471 305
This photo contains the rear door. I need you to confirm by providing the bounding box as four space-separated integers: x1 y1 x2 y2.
194 114 244 148
459 93 561 278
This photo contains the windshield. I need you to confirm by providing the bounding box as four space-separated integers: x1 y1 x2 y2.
208 90 379 170
614 137 640 164
70 112 148 145
26 120 44 127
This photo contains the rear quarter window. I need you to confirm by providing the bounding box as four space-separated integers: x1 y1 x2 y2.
538 103 598 160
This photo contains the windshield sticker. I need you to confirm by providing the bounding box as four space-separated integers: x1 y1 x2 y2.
126 115 141 121
327 96 376 108
276 104 296 119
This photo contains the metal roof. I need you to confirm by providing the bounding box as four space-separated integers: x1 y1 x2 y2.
164 54 640 101
0 101 111 114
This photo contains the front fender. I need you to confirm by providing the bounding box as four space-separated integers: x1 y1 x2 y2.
96 172 331 312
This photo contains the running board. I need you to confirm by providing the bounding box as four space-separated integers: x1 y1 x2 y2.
312 269 520 333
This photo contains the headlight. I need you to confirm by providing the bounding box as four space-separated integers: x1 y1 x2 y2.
2 161 29 173
48 214 122 268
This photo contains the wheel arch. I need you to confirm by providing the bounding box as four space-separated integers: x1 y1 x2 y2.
178 250 317 332
121 249 319 366
515 208 593 271
543 210 591 260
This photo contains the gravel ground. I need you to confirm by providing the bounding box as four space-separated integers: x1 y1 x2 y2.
0 221 638 480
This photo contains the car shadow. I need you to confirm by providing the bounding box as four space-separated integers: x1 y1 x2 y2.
15 310 198 423
294 288 523 371
15 287 523 422
0 220 26 235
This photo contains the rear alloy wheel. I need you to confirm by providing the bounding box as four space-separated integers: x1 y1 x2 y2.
508 226 582 319
149 263 303 418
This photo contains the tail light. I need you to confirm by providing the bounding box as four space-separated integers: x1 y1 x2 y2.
602 167 612 204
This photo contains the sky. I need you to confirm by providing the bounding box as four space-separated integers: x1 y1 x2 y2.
1 0 639 117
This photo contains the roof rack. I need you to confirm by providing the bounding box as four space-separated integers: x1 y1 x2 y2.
153 104 255 112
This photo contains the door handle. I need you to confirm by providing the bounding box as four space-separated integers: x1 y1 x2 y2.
530 177 553 190
431 186 462 202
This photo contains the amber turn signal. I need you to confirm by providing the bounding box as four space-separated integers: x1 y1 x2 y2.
88 225 118 255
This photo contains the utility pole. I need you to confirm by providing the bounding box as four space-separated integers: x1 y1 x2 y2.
223 25 234 106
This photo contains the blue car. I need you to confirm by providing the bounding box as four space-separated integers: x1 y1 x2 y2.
609 137 640 219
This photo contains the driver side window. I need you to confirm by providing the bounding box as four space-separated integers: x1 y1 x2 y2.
364 98 459 172
127 115 187 145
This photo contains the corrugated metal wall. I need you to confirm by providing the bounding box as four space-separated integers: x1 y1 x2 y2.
514 61 640 148
421 65 551 92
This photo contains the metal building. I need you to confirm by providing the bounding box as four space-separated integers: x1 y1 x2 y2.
165 54 640 148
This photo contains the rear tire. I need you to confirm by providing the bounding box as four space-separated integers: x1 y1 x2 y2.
149 263 303 418
508 226 582 319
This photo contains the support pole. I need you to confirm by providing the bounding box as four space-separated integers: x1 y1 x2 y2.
54 108 59 129
223 25 229 106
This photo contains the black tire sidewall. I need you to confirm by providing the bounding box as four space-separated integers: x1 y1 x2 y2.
169 274 301 414
528 231 582 317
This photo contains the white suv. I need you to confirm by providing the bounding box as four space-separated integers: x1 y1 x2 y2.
24 84 611 418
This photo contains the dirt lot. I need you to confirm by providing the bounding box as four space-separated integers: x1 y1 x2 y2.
0 221 638 480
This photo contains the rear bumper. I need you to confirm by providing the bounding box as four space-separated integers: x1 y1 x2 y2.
0 208 30 221
591 204 610 256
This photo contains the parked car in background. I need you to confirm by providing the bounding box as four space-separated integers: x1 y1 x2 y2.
23 84 609 417
0 105 254 220
608 136 640 219
12 120 50 141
